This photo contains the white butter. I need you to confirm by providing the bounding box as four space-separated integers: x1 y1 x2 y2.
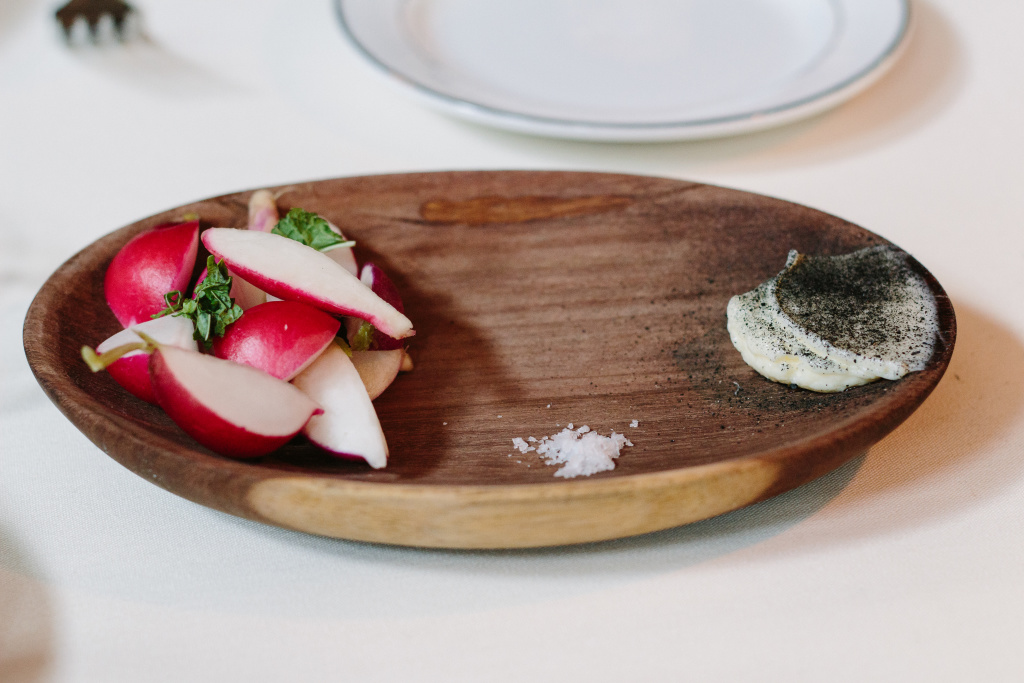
726 247 939 393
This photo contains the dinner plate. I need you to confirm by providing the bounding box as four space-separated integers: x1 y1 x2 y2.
335 0 911 141
24 172 954 548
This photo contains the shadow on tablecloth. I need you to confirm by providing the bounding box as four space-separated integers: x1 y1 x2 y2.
0 525 55 683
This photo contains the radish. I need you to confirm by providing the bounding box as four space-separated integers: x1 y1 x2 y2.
343 262 407 398
150 345 321 458
188 190 282 311
350 349 404 400
85 205 414 467
211 301 340 381
256 197 358 291
202 228 414 339
345 262 406 351
211 189 278 310
265 202 359 276
324 219 359 276
95 316 197 404
104 220 199 326
248 189 278 233
292 343 388 468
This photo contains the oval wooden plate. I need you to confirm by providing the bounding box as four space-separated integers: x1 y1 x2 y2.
23 172 955 548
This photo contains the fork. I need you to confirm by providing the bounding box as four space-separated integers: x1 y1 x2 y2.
55 0 136 42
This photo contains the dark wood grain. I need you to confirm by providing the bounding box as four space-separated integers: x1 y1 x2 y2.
22 171 956 547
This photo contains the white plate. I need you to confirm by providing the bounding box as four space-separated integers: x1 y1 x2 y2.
335 0 911 141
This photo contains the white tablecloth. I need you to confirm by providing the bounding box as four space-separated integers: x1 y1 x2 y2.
2 1 1022 680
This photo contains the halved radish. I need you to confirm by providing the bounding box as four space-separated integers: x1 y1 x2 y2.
292 343 388 468
211 301 340 381
150 346 321 458
105 220 199 326
252 192 358 281
96 316 197 404
345 262 405 351
202 228 413 339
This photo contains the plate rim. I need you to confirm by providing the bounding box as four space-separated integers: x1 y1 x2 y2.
23 171 956 548
333 0 913 141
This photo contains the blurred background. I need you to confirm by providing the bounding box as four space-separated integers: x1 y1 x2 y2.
2 1 1023 681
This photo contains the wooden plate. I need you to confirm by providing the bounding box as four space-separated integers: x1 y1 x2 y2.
23 171 956 548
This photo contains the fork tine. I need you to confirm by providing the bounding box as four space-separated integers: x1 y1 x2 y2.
55 0 136 43
55 6 77 37
92 14 116 43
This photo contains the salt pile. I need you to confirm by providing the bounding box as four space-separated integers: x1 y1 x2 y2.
511 424 633 478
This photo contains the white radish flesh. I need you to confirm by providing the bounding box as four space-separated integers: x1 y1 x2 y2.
292 343 388 468
202 228 413 339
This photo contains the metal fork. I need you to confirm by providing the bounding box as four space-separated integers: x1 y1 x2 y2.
55 0 136 43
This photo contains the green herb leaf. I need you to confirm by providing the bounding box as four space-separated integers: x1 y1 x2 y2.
349 321 376 352
272 208 355 252
154 256 243 348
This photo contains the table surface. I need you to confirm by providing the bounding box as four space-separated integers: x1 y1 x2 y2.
2 1 1022 681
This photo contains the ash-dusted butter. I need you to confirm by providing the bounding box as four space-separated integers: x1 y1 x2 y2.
727 246 939 392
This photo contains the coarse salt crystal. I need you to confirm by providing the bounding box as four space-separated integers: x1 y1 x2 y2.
630 419 639 428
518 427 633 478
511 437 535 454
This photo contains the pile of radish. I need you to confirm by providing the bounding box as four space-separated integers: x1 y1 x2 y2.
82 190 415 469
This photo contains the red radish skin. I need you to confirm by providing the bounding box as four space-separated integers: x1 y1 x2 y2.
202 228 414 339
107 353 154 402
361 263 404 312
211 301 340 381
150 346 321 459
96 315 197 404
105 220 199 326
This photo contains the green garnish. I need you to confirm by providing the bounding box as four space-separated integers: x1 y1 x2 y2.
349 321 376 352
272 208 355 252
81 340 148 372
334 336 354 358
80 330 160 373
154 256 243 347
